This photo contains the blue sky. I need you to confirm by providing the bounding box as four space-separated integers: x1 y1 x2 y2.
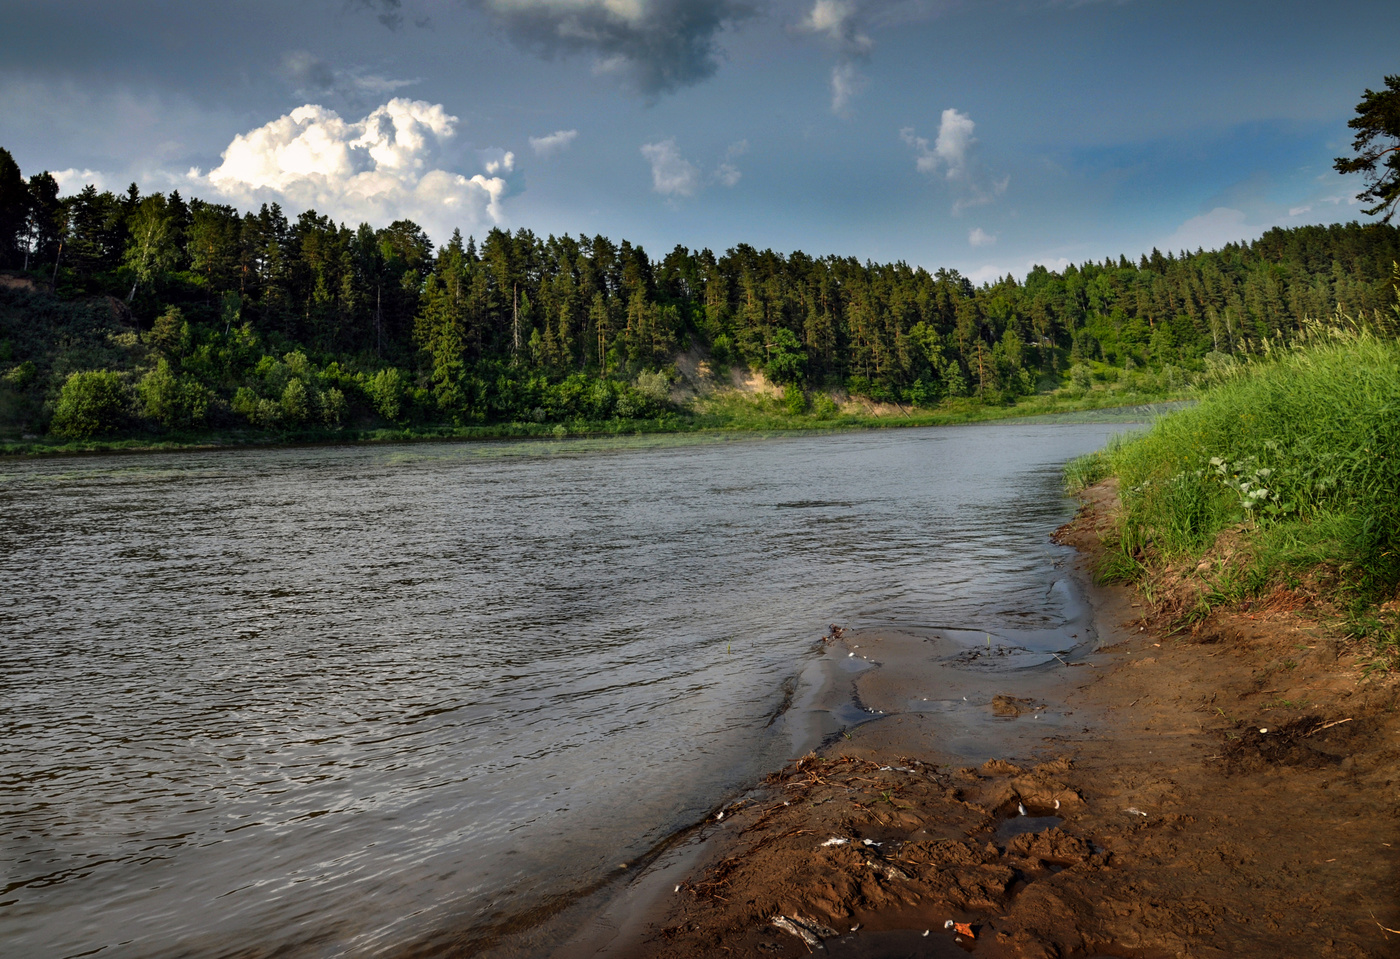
1 0 1394 282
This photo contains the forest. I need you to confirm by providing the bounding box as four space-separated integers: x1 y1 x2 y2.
1 145 1398 444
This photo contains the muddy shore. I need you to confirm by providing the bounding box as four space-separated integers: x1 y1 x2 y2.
541 479 1400 959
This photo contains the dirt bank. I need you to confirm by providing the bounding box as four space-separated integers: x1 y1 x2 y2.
562 479 1400 959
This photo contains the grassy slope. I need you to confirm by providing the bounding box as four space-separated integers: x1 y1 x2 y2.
1068 327 1400 665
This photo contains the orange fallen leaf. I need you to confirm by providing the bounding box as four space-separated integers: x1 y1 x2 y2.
953 922 975 938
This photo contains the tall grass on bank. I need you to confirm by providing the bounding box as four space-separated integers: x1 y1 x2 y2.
1072 321 1400 659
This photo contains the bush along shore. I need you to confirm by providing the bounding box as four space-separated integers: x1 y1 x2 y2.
1066 270 1400 670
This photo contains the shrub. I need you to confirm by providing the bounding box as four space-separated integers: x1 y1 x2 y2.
148 307 191 356
783 383 807 415
635 368 671 403
4 360 36 389
710 334 733 366
764 328 807 384
281 378 311 424
366 367 406 421
322 387 346 427
233 386 281 428
51 370 128 438
615 388 647 419
137 358 210 429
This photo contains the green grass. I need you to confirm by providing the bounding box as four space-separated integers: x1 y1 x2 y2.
1082 324 1400 662
1063 447 1113 494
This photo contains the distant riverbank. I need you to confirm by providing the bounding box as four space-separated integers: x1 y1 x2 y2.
0 388 1184 458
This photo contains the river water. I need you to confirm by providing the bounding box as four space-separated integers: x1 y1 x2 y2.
0 421 1135 958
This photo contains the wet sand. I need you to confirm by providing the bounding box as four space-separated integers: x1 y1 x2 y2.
544 480 1400 959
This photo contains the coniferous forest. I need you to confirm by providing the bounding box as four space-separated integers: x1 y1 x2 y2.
1 145 1398 446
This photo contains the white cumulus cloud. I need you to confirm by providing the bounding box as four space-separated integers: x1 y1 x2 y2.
479 148 516 175
715 163 742 187
967 256 1072 286
968 227 996 247
902 109 1007 213
901 108 975 179
201 99 508 242
641 138 702 196
933 108 976 178
803 0 849 36
639 137 745 196
51 168 109 194
965 264 1005 286
715 139 747 186
530 129 579 155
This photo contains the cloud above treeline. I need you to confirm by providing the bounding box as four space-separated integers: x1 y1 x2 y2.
641 138 701 196
196 98 509 241
641 137 746 197
901 108 1008 213
901 108 974 178
464 0 757 95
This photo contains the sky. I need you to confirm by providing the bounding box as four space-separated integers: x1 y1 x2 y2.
1 0 1395 283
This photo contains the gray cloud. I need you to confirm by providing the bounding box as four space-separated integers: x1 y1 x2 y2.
797 0 873 114
466 0 757 95
642 138 701 195
794 0 960 114
281 51 420 108
800 0 872 55
350 0 405 31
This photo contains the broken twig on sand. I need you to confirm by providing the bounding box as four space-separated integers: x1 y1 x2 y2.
1307 718 1353 736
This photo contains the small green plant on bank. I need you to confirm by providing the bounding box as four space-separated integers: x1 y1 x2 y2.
1207 456 1280 516
1063 448 1111 493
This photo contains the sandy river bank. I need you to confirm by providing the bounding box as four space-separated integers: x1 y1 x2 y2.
539 479 1400 959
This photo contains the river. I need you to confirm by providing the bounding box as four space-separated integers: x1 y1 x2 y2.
0 420 1136 958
